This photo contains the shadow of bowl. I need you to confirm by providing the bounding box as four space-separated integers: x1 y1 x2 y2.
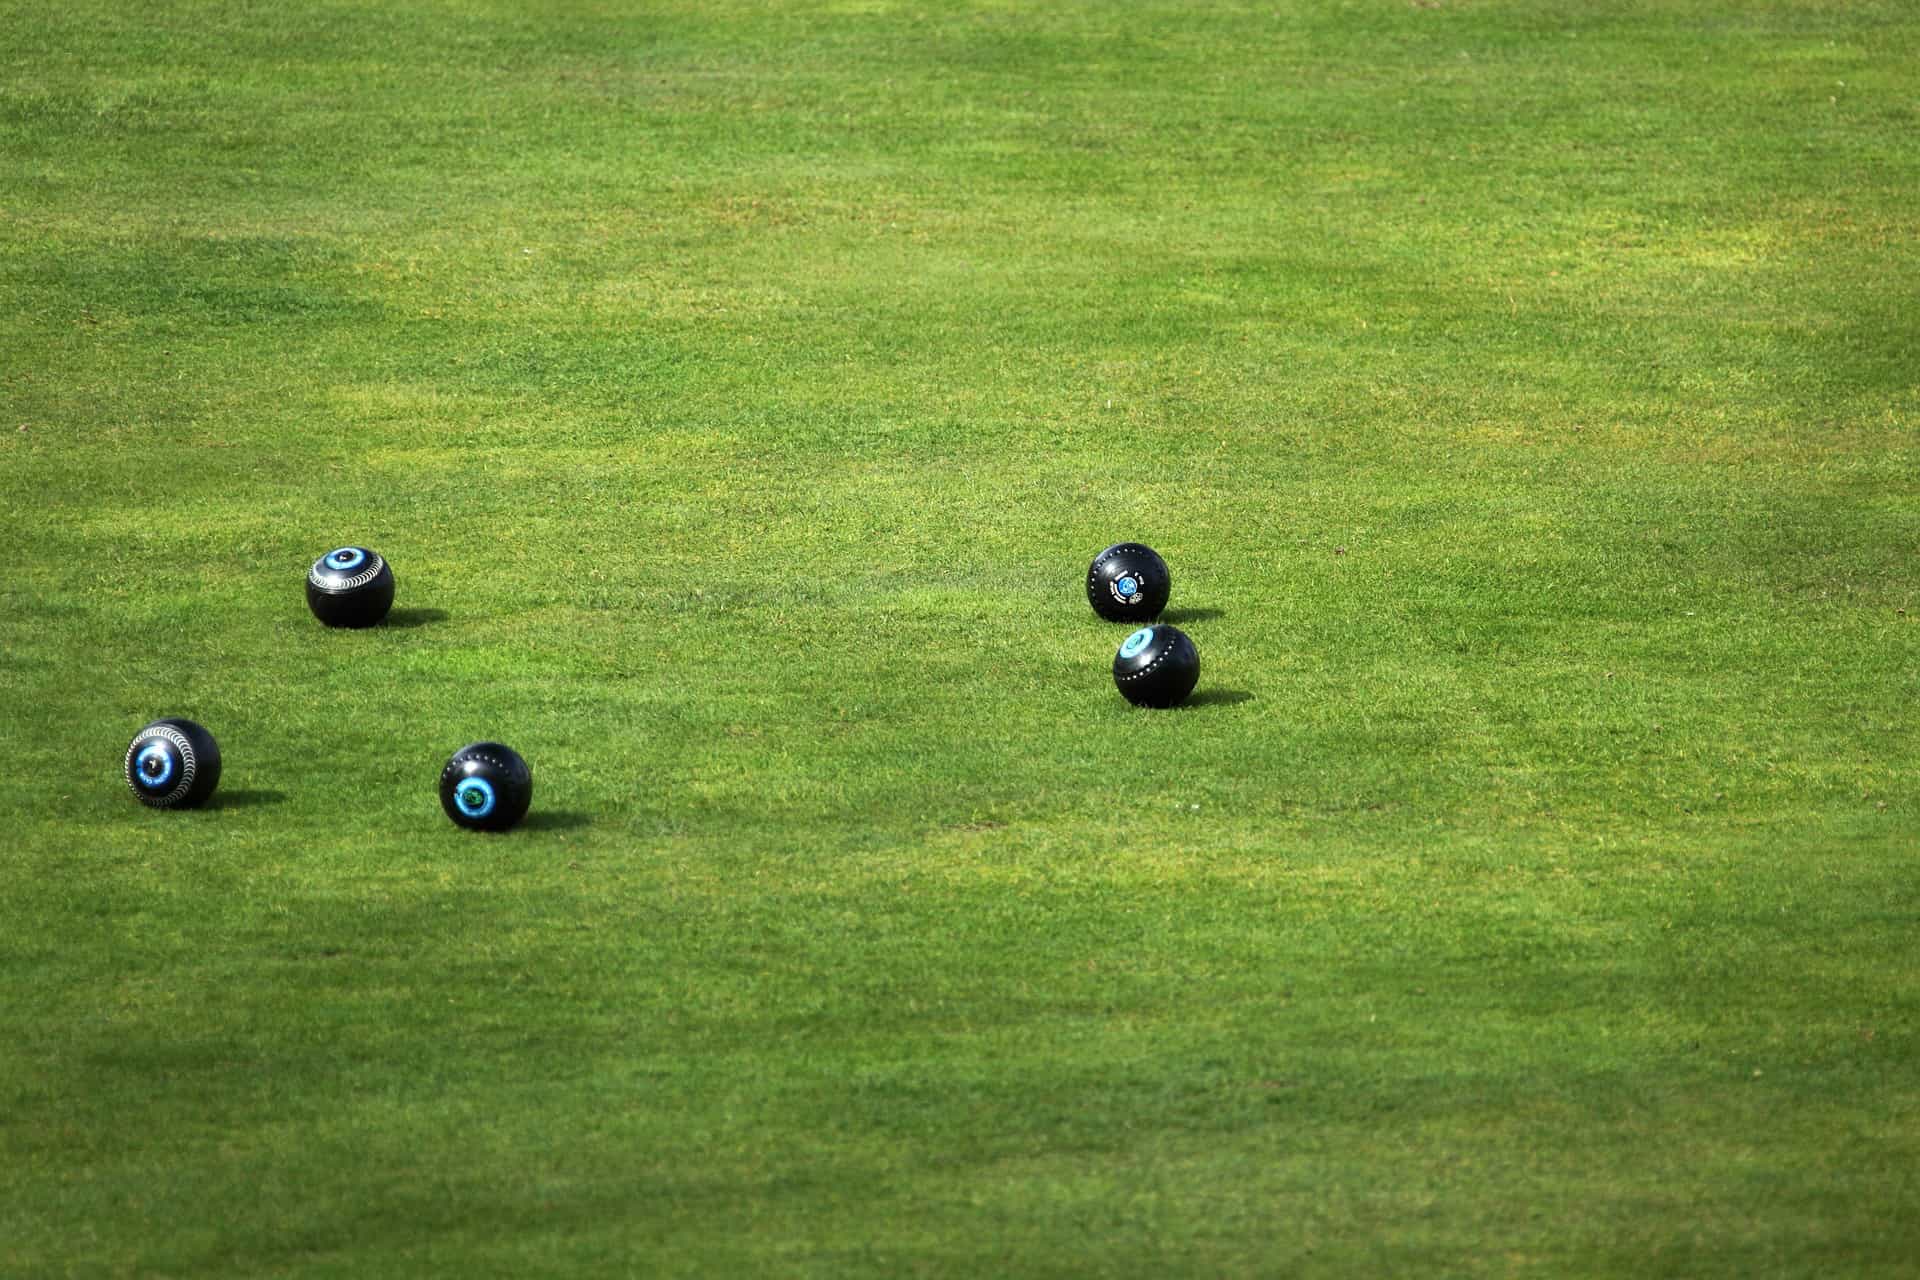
210 788 291 809
384 607 450 629
1180 688 1255 709
520 809 593 832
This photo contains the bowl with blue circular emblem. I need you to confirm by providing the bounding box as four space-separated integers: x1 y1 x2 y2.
306 545 395 628
123 718 222 809
1086 542 1170 624
439 742 532 832
1112 624 1199 708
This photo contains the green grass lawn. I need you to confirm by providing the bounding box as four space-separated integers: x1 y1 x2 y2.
3 1 1917 1274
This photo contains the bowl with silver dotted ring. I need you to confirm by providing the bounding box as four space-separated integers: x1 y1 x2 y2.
1086 542 1171 624
1112 624 1200 708
440 741 533 832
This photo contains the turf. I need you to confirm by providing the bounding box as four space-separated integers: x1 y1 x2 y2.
3 1 1917 1274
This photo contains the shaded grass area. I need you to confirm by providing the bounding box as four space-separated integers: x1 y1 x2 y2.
3 0 1919 1275
5 835 1916 1275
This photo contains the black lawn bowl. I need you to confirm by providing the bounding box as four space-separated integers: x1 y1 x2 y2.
440 741 533 832
1087 542 1171 624
1112 624 1200 708
124 718 222 809
307 546 395 628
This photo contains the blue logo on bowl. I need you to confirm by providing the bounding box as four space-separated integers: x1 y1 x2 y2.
1119 627 1155 660
325 548 367 572
135 742 176 789
456 778 497 818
